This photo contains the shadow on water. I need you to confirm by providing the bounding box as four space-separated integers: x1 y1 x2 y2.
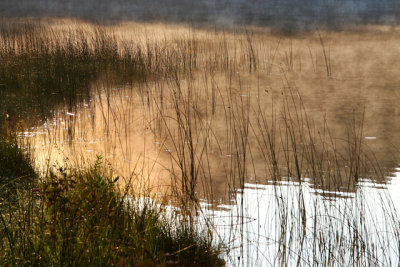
0 21 148 135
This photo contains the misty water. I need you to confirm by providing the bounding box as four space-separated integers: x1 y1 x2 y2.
20 78 400 265
4 19 400 265
3 0 400 30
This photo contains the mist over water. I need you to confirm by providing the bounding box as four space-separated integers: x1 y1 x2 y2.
2 6 400 263
2 0 400 30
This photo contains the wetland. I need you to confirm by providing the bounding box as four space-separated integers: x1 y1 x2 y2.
2 18 400 266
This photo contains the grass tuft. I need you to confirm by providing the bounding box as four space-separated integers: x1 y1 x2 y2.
0 153 224 266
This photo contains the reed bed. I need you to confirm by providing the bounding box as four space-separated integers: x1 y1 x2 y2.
1 19 400 265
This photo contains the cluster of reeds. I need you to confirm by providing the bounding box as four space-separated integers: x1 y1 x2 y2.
2 19 400 265
127 26 399 265
0 21 225 266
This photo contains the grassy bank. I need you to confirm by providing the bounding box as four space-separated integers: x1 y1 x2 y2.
0 138 223 266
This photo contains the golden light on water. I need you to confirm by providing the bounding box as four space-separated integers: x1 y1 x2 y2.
18 20 400 202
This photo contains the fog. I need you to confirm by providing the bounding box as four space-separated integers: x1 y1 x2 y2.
1 0 400 30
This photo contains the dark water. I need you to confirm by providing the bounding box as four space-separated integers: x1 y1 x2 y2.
1 0 400 30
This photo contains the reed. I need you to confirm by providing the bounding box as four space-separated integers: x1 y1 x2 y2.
2 19 400 265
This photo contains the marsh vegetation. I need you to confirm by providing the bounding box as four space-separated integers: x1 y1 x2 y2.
1 19 400 265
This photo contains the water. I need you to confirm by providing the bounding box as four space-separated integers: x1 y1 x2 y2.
202 176 400 266
20 81 400 265
12 24 400 265
2 0 400 29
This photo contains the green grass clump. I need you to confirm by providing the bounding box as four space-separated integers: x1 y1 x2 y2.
0 155 224 266
0 136 36 203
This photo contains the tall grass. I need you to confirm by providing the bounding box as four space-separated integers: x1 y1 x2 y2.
0 20 225 266
0 23 137 132
121 24 399 265
2 19 400 265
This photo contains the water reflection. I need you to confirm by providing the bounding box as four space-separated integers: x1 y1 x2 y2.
23 70 400 203
201 171 400 266
9 24 400 205
20 79 400 264
25 83 173 197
